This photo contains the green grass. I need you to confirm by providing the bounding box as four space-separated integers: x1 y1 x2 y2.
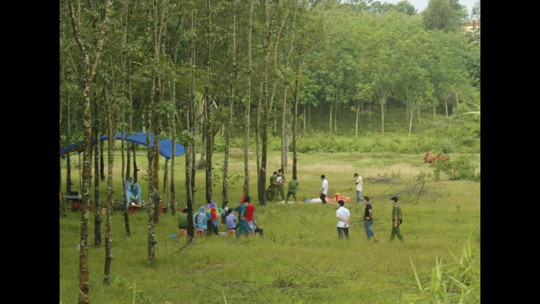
60 151 479 303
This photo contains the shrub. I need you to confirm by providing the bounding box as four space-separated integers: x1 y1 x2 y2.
433 156 479 181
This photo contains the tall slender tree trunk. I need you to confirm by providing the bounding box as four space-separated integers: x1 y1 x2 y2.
204 0 214 204
355 104 360 138
257 0 289 205
223 0 237 206
66 93 72 195
93 93 102 247
100 137 105 181
153 131 161 222
170 113 176 215
133 144 138 182
68 0 112 301
329 103 333 133
121 132 131 237
103 105 116 285
185 10 197 239
379 92 389 137
302 106 307 137
243 0 254 197
281 90 288 170
334 101 338 133
145 96 156 266
163 158 169 193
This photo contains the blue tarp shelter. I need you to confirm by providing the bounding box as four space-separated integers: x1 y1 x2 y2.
59 131 185 159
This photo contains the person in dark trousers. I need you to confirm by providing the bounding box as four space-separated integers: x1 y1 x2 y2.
320 175 328 205
234 196 250 238
390 196 404 242
363 196 378 242
336 200 350 240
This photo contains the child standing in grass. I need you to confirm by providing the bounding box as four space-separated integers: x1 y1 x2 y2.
363 196 378 242
390 196 404 242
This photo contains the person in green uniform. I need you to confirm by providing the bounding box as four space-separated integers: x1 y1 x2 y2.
285 177 299 203
390 196 404 242
177 208 188 228
268 172 278 202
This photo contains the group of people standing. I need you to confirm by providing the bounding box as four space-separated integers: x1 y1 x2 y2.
268 168 300 203
177 196 263 239
335 194 404 242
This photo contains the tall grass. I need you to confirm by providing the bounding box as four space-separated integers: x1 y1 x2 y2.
410 232 480 303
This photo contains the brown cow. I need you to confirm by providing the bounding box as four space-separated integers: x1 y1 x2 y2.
424 152 437 164
437 154 450 162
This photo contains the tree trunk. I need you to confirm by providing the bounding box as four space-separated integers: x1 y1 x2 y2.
170 113 176 215
223 0 237 205
93 92 102 247
197 123 206 169
66 93 72 195
133 144 138 182
146 99 156 267
379 92 389 137
104 105 116 285
68 0 113 300
163 158 169 193
100 137 105 181
302 106 306 137
329 103 333 133
121 132 131 237
243 0 254 197
281 83 289 170
204 0 214 204
355 105 360 138
334 101 338 133
146 75 156 267
153 129 162 224
185 10 197 239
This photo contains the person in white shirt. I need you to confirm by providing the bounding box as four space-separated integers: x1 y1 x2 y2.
336 200 350 240
354 173 363 205
320 174 328 205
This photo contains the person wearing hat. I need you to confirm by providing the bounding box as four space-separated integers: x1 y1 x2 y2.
336 200 350 240
390 196 404 242
354 173 363 205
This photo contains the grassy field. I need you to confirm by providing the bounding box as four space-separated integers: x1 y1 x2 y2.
59 151 480 303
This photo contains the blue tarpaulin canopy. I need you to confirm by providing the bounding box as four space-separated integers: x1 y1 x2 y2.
59 131 185 159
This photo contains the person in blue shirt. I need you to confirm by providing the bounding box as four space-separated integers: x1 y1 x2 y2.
131 182 142 203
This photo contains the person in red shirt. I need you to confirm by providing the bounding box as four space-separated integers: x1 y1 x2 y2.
245 197 256 237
